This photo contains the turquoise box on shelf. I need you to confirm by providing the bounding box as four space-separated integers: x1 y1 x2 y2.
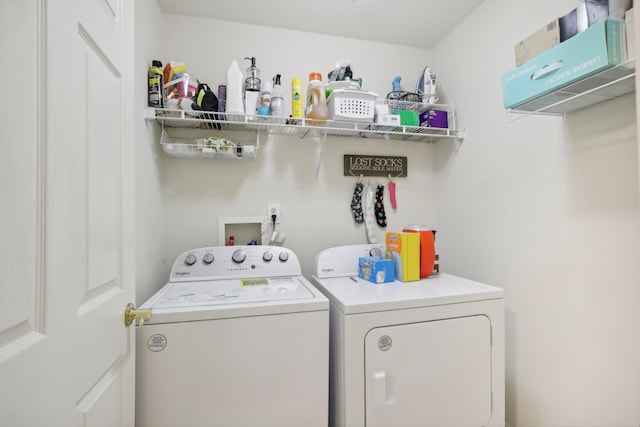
502 18 626 109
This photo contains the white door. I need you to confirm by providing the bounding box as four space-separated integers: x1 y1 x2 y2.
0 0 135 425
365 316 493 427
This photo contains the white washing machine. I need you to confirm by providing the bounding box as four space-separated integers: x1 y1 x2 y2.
136 245 329 427
310 244 505 427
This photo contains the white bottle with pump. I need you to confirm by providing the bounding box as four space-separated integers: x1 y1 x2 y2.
270 74 284 117
226 60 244 116
243 57 261 118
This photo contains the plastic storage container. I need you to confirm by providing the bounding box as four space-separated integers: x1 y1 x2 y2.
164 74 198 100
326 89 377 123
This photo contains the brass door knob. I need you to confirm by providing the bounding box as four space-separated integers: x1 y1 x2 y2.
124 303 152 327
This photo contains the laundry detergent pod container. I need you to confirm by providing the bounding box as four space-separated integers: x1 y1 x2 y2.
402 225 436 278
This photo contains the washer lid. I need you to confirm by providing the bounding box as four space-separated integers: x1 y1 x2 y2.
153 277 314 308
311 273 503 315
141 276 328 324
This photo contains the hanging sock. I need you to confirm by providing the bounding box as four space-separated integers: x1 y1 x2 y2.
363 184 377 243
375 185 387 228
388 178 397 210
350 181 364 223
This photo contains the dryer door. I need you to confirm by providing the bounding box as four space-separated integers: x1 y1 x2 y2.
365 315 493 427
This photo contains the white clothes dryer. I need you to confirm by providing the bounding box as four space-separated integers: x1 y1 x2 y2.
136 245 329 427
311 244 505 427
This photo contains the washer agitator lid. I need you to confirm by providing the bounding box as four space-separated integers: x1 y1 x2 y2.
151 276 314 310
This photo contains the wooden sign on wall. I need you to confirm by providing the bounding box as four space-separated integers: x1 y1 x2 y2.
343 154 408 177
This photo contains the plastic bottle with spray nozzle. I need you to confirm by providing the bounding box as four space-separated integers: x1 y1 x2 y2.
148 60 164 108
392 76 402 93
291 77 303 120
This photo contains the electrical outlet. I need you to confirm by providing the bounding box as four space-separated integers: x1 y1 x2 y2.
267 203 281 224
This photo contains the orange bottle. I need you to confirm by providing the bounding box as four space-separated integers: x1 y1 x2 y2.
305 72 329 125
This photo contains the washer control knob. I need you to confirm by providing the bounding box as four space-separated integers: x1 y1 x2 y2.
202 252 214 264
262 251 273 262
278 251 289 262
184 254 197 266
232 250 246 264
370 247 383 257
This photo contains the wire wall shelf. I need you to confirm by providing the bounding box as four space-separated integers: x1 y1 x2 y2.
149 102 464 144
506 58 636 121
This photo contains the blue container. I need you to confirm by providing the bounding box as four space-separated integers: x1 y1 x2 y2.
358 256 395 284
502 19 625 109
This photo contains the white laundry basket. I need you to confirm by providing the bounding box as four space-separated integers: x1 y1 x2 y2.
327 89 377 123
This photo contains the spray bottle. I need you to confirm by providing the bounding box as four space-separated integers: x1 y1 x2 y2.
243 57 261 117
392 76 402 93
148 60 164 108
291 77 303 119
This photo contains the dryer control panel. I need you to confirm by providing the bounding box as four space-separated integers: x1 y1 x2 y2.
314 244 386 278
170 246 301 282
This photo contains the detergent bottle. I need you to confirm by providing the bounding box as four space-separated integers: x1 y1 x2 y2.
305 72 329 125
225 59 244 115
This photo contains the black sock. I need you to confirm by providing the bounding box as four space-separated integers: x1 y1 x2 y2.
375 185 387 228
351 182 364 223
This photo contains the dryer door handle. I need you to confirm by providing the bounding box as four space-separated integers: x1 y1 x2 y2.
372 371 387 407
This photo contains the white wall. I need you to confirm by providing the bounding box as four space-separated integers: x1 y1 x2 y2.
435 0 640 425
155 14 441 280
134 0 166 304
134 2 640 425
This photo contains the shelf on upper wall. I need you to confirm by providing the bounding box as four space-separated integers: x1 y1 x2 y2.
159 129 258 160
505 58 636 120
146 102 465 144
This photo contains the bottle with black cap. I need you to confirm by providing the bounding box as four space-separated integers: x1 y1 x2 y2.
243 56 261 117
148 60 164 108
